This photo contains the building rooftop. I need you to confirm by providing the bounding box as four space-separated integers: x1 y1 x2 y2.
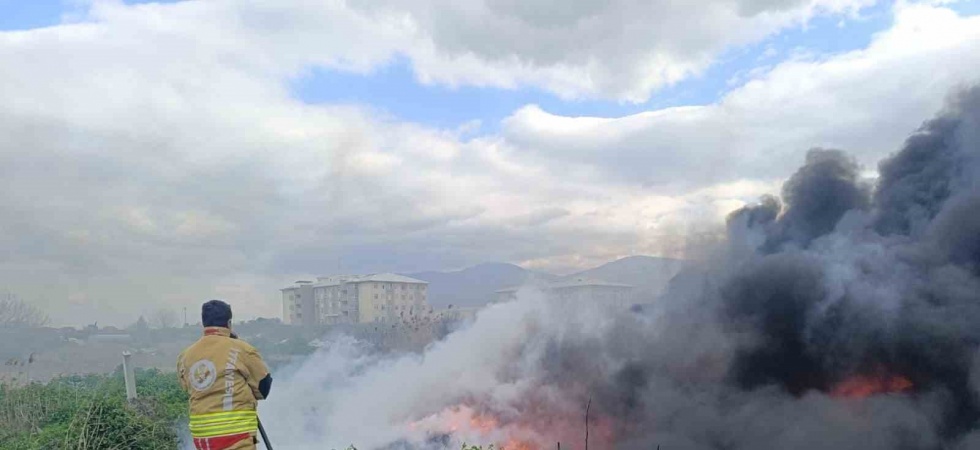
495 278 633 293
549 278 633 289
356 273 429 284
285 273 429 289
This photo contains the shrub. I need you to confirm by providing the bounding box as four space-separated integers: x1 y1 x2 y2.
0 369 187 450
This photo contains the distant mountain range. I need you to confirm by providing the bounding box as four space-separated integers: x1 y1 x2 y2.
406 263 556 308
560 255 686 299
405 256 686 308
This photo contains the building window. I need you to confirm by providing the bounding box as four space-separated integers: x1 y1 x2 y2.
374 294 378 299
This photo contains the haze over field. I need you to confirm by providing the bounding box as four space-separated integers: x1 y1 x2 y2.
1 0 980 327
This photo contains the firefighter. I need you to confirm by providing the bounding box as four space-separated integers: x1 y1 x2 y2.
178 300 273 450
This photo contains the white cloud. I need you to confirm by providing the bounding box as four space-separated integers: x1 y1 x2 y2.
502 2 980 186
359 0 876 101
63 0 877 103
0 1 978 325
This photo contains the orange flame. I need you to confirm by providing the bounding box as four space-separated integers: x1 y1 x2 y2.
469 413 500 434
408 405 555 450
409 400 616 450
831 374 913 399
500 439 537 450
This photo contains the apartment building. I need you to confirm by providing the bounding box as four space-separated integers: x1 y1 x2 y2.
495 278 634 308
281 281 315 326
282 273 430 325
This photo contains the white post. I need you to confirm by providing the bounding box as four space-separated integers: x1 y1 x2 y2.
122 351 137 401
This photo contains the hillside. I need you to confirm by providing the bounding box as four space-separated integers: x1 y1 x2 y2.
407 256 686 308
406 263 556 308
561 255 686 300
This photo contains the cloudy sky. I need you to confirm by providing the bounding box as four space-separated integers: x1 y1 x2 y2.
2 0 979 326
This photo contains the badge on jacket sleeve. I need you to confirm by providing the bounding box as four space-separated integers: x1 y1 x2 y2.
189 359 217 391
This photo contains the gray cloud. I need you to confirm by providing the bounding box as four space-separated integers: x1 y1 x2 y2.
0 1 976 325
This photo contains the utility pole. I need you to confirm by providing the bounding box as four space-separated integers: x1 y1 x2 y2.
183 307 187 327
122 351 137 401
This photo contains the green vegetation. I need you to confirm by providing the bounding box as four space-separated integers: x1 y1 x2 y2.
461 445 495 450
0 368 187 450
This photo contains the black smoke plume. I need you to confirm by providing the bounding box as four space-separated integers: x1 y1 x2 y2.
541 87 980 449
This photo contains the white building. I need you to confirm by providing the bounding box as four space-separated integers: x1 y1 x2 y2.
281 281 315 326
282 273 430 325
495 278 635 308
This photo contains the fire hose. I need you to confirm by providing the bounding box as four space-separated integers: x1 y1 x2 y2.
229 332 274 450
258 417 274 450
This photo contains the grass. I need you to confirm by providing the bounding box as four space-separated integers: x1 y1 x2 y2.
0 368 187 449
1 368 496 450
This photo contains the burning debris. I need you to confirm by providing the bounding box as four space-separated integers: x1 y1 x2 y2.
830 373 913 399
265 87 980 450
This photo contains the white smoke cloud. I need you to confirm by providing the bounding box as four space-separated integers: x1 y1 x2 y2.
263 291 564 449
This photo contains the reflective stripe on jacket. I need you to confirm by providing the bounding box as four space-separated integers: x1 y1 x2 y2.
189 410 258 438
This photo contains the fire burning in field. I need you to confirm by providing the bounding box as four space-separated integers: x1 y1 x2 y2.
266 87 980 450
831 374 914 399
409 403 613 450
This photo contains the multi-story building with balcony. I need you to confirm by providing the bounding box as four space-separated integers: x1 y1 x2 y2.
495 277 634 309
282 273 430 325
281 280 315 326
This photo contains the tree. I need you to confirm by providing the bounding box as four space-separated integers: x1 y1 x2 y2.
150 308 179 329
129 315 149 333
0 293 50 328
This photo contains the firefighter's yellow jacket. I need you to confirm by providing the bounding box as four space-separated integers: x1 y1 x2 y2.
177 327 270 448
